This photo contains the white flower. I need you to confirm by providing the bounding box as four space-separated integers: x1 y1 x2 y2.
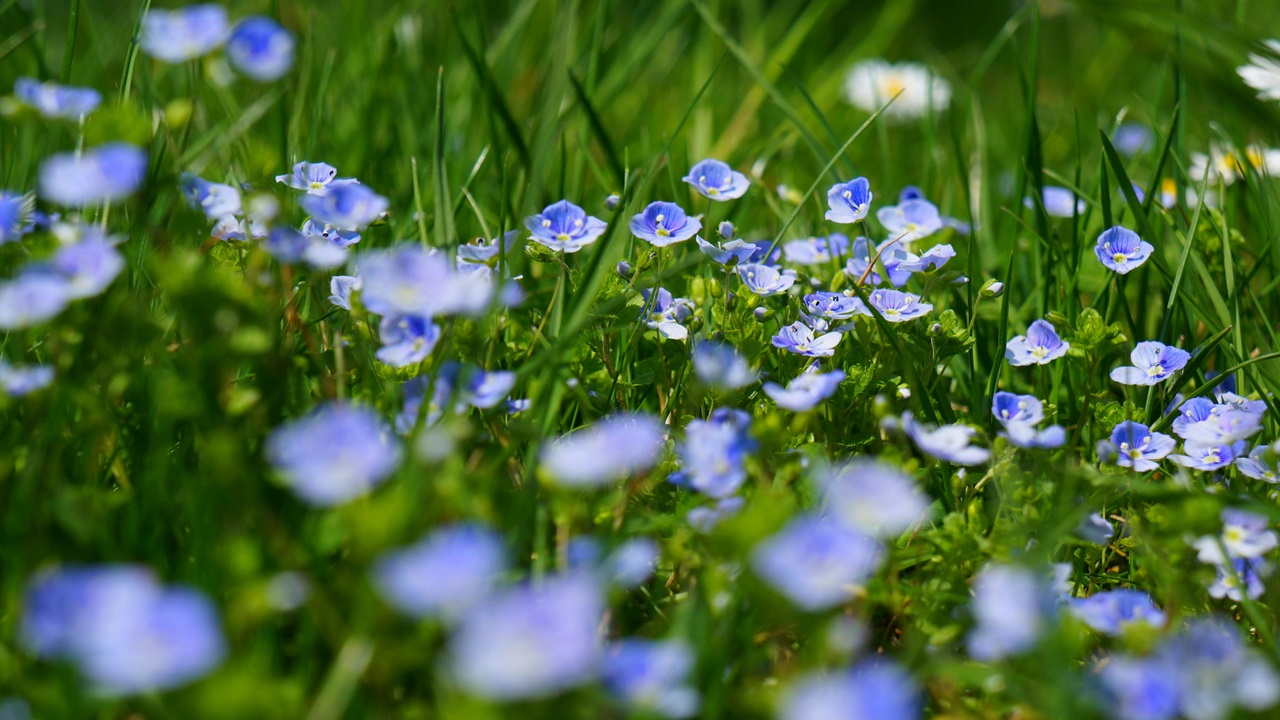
1190 142 1280 186
1239 40 1280 102
842 60 950 121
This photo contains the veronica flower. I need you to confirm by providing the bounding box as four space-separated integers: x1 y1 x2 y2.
1239 40 1280 102
1026 186 1085 217
992 391 1045 425
1192 509 1278 564
359 246 490 318
371 524 507 620
225 17 295 81
328 275 360 310
1104 421 1175 472
843 59 951 120
264 227 348 269
825 178 873 223
0 192 30 244
1005 319 1070 366
781 661 920 720
1110 341 1190 386
630 201 700 247
603 640 700 719
50 233 124 299
449 574 603 700
1209 558 1271 601
210 215 266 242
686 497 745 533
737 263 796 296
1170 439 1247 471
876 199 943 246
276 161 356 195
843 236 882 284
771 321 843 357
1114 123 1154 155
1237 443 1280 482
179 173 241 219
526 199 607 253
695 236 757 266
601 538 658 589
1099 655 1183 720
882 243 956 281
540 414 665 488
39 143 146 207
458 231 516 266
866 288 932 322
13 78 100 119
1180 409 1263 445
1095 226 1154 274
1171 397 1217 439
0 360 54 397
0 272 71 330
682 158 749 201
139 4 229 62
692 341 756 390
764 369 845 412
300 183 388 231
679 412 755 498
783 233 849 265
751 516 883 611
642 288 694 341
1069 590 1165 635
375 315 440 367
899 413 991 465
818 459 929 538
967 564 1055 660
265 404 402 506
803 291 868 321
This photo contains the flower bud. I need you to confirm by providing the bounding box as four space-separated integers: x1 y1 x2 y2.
616 260 632 278
718 221 736 240
980 279 1005 298
753 306 772 322
604 193 621 211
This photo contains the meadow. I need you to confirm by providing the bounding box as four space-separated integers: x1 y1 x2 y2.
4 0 1280 717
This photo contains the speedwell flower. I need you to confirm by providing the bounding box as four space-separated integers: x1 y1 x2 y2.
692 341 756 390
1095 226 1154 274
967 564 1055 661
682 158 749 201
678 411 755 498
139 4 229 62
602 640 700 719
1170 439 1246 471
265 404 402 506
1193 509 1278 564
876 199 942 246
771 321 842 357
1069 590 1165 636
300 183 388 231
376 315 440 367
372 524 507 620
1026 186 1085 218
540 414 665 488
526 199 607 253
764 368 845 412
276 161 358 195
1237 443 1280 482
226 17 295 81
751 516 882 611
642 288 694 341
0 360 54 397
1005 319 1070 366
781 661 920 720
694 236 756 266
630 201 700 247
783 234 849 265
818 459 929 538
1109 341 1190 386
180 173 242 219
737 263 796 296
803 291 868 321
825 178 872 223
0 272 71 330
899 413 990 465
39 143 146 207
866 288 932 322
1105 421 1175 472
13 78 101 119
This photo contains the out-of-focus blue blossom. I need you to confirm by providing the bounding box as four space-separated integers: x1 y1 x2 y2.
1209 558 1271 601
1170 439 1247 471
301 218 361 248
1237 442 1280 482
605 538 659 589
1095 226 1154 274
1026 186 1085 217
630 201 701 247
449 574 603 700
328 275 360 310
819 459 929 538
359 246 492 318
0 272 71 330
682 158 750 201
992 391 1045 425
1100 655 1183 720
1114 123 1154 155
21 565 225 696
264 227 349 269
372 524 507 620
692 341 756 390
0 192 30 244
737 263 796 296
457 230 516 267
1180 410 1263 445
825 178 873 224
876 199 942 246
180 173 242 219
1103 421 1175 472
803 291 869 321
1003 421 1067 449
1069 589 1165 635
866 288 932 322
210 214 267 242
265 404 402 506
461 368 516 409
1153 618 1280 720
780 661 920 720
1078 513 1115 544
376 315 440 367
39 143 146 207
751 516 882 611
642 288 695 341
1006 319 1070 366
967 564 1055 660
897 412 990 465
783 234 849 265
1171 397 1216 439
49 232 124 299
603 193 621 211
0 698 29 720
843 236 882 284
1192 509 1278 564
687 496 745 533
226 17 295 81
603 640 700 718
540 414 665 488
1110 342 1190 386
139 5 229 62
300 183 389 231
764 368 845 412
695 236 757 266
526 199 607 253
276 161 358 195
0 360 54 397
13 78 100 119
772 321 843 357
679 411 755 497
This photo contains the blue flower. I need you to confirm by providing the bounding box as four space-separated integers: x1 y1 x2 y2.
1237 443 1280 482
139 4 229 62
1026 186 1085 217
0 192 29 244
751 516 882 611
1179 409 1263 445
642 288 695 341
276 161 358 195
526 199 607 253
686 496 745 533
1099 655 1183 720
13 77 100 119
803 291 869 321
781 661 920 720
1104 421 1176 472
328 275 360 310
603 640 700 718
883 243 956 280
1095 226 1154 274
772 321 843 357
372 524 507 620
737 263 796 295
818 459 929 538
630 201 701 247
457 230 517 266
264 227 349 269
0 359 54 397
1209 558 1271 601
359 246 492 318
764 368 845 412
49 232 124 299
449 574 603 700
692 341 756 390
1110 341 1190 385
265 404 402 506
717 220 736 239
1192 509 1278 563
967 564 1056 660
540 414 665 487
0 272 71 330
678 412 755 497
992 392 1064 449
1077 513 1115 544
1005 319 1070 366
876 199 942 246
299 183 388 230
1171 397 1217 439
226 17 295 81
461 368 517 409
682 158 750 201
211 215 266 242
843 236 883 284
1170 439 1247 471
301 218 361 248
783 233 849 265
1069 589 1166 635
695 236 757 266
603 538 659 589
1114 123 1154 156
376 315 440 367
866 288 932 322
180 173 242 219
21 566 224 696
39 143 146 207
825 178 873 223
